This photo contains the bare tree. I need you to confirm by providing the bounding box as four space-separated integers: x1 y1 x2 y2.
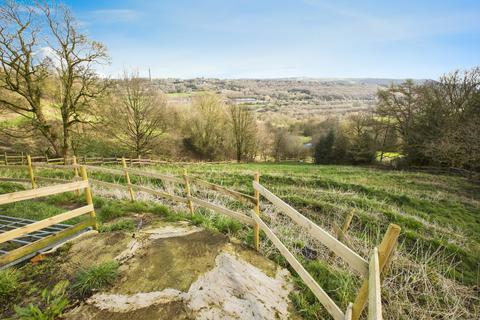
272 127 288 161
109 73 167 157
256 123 274 161
185 93 229 160
41 2 109 157
0 1 108 156
229 104 257 162
0 1 60 154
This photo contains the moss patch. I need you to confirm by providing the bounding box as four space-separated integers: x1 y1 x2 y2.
113 230 228 293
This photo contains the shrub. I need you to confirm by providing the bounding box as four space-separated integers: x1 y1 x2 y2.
14 280 69 320
72 261 119 297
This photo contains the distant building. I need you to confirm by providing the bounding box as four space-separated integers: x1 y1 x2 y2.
230 97 258 104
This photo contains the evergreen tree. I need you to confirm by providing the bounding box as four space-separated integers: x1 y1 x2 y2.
314 129 335 164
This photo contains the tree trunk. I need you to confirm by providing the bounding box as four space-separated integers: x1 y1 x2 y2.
35 110 62 156
62 124 71 158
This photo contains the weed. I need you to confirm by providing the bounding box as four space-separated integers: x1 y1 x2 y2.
14 280 70 320
72 261 119 297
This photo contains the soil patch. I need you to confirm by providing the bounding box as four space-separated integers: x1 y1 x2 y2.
66 253 293 320
113 230 228 293
58 231 132 277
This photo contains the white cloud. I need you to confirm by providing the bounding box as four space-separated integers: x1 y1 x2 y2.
33 47 60 67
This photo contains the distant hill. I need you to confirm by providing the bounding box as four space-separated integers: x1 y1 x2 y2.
155 77 429 122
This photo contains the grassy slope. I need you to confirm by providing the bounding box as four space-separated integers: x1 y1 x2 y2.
1 163 479 319
2 163 479 283
149 163 480 285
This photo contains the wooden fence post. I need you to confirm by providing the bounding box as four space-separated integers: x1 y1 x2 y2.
121 157 135 201
72 156 80 195
351 224 401 320
26 155 36 189
4 152 7 165
72 156 79 178
330 210 355 260
340 210 354 239
368 247 382 320
183 168 194 215
254 172 260 251
80 166 98 230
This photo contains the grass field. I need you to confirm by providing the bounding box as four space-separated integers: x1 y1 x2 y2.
151 163 480 278
1 163 479 319
150 163 480 318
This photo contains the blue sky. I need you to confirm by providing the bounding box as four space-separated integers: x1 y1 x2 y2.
65 0 480 79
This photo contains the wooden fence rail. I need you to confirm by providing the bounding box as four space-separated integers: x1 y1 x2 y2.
253 181 368 276
252 212 345 320
0 181 88 205
0 205 93 244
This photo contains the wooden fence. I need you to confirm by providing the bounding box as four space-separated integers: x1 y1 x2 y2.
2 153 234 166
0 157 400 320
252 180 400 319
0 168 97 267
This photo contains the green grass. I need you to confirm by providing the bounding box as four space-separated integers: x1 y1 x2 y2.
0 116 31 129
72 261 119 297
189 207 244 234
146 163 479 286
3 163 477 285
99 218 136 232
290 259 358 319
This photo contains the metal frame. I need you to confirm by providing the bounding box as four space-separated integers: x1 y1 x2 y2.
0 214 90 268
